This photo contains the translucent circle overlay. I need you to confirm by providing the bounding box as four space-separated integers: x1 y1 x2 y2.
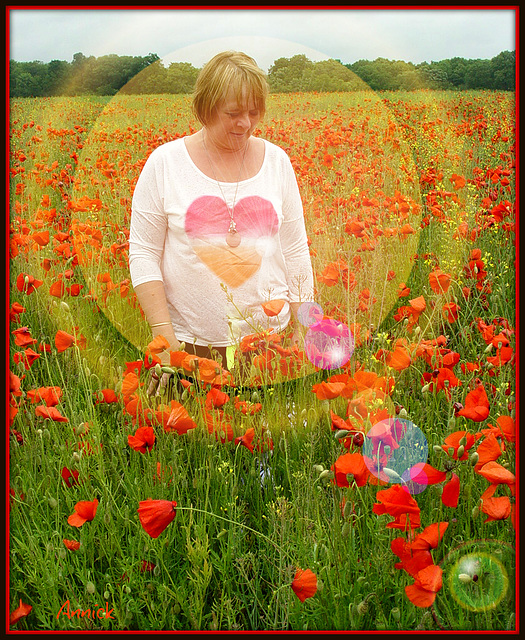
304 317 354 370
432 540 515 631
297 301 324 327
362 418 428 492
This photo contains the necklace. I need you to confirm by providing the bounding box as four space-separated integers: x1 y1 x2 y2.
202 133 249 248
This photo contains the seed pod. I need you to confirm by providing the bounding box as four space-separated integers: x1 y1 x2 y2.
357 600 369 615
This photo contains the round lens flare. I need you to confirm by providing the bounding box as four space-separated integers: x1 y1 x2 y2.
431 541 514 630
362 418 428 492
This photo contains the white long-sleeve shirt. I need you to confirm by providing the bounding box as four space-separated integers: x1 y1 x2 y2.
129 136 314 347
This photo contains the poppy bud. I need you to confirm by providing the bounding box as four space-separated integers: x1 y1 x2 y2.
458 573 472 584
154 363 163 377
312 464 325 474
353 432 364 448
335 429 351 440
161 366 176 375
472 505 479 519
319 469 334 481
60 301 70 313
398 407 408 418
459 435 467 446
48 497 58 509
469 452 479 466
343 501 354 518
484 342 493 353
457 445 465 458
391 607 401 622
421 384 431 393
86 581 96 595
433 445 444 454
341 522 351 537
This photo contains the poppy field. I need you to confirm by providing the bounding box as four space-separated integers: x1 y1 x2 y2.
8 89 517 632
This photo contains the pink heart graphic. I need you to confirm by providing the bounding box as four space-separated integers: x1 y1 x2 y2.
185 196 279 287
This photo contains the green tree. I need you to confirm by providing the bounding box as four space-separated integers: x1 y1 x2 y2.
490 50 515 90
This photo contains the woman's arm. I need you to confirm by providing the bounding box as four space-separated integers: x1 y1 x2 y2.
133 281 181 364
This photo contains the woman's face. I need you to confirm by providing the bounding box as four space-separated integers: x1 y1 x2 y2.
205 89 262 153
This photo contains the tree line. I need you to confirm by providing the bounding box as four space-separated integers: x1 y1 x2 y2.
9 50 515 98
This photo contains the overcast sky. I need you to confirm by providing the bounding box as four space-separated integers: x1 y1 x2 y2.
8 7 517 71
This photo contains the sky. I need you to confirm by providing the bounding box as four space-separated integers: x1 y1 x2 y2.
8 7 517 71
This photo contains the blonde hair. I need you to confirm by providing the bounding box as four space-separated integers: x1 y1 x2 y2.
192 51 269 125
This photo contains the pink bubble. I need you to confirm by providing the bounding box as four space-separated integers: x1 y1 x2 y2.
297 301 324 327
304 318 354 370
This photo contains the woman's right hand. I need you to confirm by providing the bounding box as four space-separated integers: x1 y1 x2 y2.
147 336 181 398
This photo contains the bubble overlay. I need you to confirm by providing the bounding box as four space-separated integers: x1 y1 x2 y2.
303 317 354 370
362 418 428 492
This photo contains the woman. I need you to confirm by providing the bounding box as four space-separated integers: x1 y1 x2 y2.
129 51 314 394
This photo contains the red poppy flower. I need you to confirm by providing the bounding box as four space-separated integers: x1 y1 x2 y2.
205 387 230 409
67 499 98 527
441 473 460 508
473 432 503 471
13 348 40 369
476 461 515 486
35 405 69 422
262 299 286 317
61 467 80 488
9 599 32 626
442 431 475 460
235 427 256 453
411 522 449 552
137 499 177 538
11 326 37 347
121 371 141 399
9 301 26 322
16 273 43 294
96 388 119 404
332 451 370 487
165 402 197 435
457 385 490 422
128 426 156 453
405 564 443 607
442 302 459 323
234 399 262 415
54 330 76 353
373 484 421 530
63 539 81 550
27 386 62 406
481 496 511 522
312 380 346 400
429 269 452 294
291 568 317 603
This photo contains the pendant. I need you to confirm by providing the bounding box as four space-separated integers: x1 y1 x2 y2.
226 230 241 248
